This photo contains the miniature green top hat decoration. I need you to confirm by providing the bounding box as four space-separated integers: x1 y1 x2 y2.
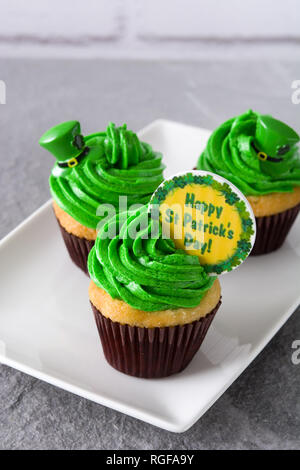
255 114 299 159
39 120 86 167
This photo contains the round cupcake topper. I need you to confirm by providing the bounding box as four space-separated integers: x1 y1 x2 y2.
150 171 256 274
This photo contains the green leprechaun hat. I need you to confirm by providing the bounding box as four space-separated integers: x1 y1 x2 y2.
254 114 299 162
39 120 87 168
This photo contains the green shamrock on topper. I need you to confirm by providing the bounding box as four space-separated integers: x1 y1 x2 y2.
253 114 300 178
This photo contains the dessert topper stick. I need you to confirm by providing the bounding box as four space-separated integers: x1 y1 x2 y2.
150 171 256 274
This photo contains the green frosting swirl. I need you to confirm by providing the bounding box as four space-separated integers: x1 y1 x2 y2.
50 123 165 228
88 205 216 312
197 110 300 196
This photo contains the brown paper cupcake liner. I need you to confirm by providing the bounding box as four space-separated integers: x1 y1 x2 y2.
250 204 300 256
91 299 222 378
55 217 95 274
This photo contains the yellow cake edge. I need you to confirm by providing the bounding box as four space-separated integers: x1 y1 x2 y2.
247 187 300 217
89 279 221 328
53 200 97 240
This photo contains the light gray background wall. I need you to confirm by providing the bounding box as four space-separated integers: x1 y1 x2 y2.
0 0 299 59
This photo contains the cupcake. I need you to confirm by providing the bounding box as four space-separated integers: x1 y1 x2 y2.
196 110 300 255
88 205 221 378
39 121 165 273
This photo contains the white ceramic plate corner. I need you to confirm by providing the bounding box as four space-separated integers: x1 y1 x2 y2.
0 120 299 433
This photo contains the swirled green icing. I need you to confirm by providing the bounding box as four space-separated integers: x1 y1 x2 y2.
49 123 165 228
88 205 216 312
197 110 300 196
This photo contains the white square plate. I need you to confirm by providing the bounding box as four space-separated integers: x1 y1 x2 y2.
0 120 299 433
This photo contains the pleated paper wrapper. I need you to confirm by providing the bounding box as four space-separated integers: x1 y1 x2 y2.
91 300 222 379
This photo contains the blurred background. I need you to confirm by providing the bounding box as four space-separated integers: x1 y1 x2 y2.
0 0 299 59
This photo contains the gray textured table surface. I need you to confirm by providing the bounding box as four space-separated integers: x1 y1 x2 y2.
0 59 299 450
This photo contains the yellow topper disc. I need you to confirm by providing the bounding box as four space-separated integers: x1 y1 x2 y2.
150 171 256 274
